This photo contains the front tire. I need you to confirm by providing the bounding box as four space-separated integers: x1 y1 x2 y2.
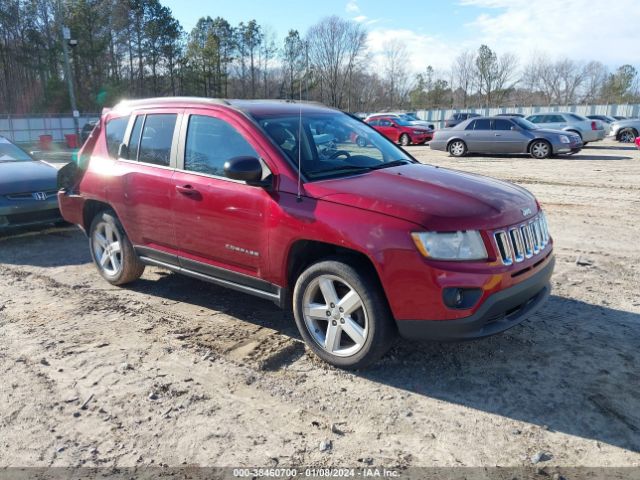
292 259 395 369
89 210 145 285
529 140 551 159
400 133 411 146
619 128 637 143
448 139 467 157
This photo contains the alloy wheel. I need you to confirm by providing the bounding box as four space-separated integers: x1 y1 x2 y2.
449 141 465 156
531 141 550 159
92 221 123 277
302 274 369 357
619 130 636 143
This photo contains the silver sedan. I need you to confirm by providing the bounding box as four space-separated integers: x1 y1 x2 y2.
525 112 606 143
429 117 583 159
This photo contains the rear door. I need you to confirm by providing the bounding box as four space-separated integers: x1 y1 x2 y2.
109 110 182 262
492 118 527 153
171 109 274 283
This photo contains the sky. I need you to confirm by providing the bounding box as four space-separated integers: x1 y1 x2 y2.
162 0 640 74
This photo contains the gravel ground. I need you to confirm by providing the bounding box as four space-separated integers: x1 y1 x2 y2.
1 139 639 470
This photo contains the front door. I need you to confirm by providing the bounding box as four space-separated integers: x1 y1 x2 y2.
491 118 528 153
171 111 273 281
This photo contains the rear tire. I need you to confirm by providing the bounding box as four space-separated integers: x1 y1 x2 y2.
89 210 145 285
529 140 551 159
448 139 467 157
400 134 411 146
292 258 395 369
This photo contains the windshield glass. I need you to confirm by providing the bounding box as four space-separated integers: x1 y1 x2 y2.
512 117 538 130
0 138 34 162
251 111 413 180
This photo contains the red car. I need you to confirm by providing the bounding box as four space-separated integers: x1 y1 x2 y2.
58 98 554 369
636 136 640 150
364 115 432 146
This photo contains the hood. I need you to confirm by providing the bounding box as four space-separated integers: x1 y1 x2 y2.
304 164 538 230
0 160 58 195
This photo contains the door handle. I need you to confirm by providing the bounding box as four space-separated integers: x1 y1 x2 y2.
176 184 198 195
494 134 502 136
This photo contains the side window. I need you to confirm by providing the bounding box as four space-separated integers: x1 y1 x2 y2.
379 120 391 126
465 120 477 130
105 116 130 159
474 119 491 130
137 114 177 167
368 120 379 126
184 115 258 177
549 115 564 123
493 119 513 131
528 115 540 123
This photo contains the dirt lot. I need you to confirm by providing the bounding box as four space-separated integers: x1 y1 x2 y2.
1 139 639 470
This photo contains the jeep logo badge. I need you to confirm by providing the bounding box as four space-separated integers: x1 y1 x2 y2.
521 207 532 217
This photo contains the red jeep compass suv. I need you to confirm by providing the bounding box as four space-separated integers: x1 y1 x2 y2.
58 97 554 369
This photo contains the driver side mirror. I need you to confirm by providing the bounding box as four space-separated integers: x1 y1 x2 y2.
118 143 129 160
224 156 271 187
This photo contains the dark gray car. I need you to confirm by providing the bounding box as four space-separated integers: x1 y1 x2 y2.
430 117 583 159
0 136 62 230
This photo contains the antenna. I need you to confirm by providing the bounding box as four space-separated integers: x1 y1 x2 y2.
296 59 303 202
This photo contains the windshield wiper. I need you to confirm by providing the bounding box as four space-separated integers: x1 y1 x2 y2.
368 159 411 170
308 160 412 178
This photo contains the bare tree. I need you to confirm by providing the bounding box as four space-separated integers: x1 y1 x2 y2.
452 50 475 108
382 39 409 108
581 61 608 104
306 16 366 109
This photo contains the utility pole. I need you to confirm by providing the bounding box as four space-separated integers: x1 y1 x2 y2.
61 25 80 138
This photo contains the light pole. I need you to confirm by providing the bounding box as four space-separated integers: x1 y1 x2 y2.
61 25 80 139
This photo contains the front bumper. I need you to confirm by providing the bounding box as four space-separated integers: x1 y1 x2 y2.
0 197 62 230
396 255 554 340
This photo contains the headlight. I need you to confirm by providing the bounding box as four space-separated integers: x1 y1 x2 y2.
559 135 570 143
411 231 487 260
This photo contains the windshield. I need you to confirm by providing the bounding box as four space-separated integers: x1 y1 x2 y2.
511 117 538 130
0 138 34 162
251 111 414 180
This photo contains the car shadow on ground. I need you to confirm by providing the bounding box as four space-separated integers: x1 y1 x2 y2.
464 153 634 161
0 224 90 267
585 144 637 151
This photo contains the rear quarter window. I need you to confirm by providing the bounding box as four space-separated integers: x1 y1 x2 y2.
105 116 130 159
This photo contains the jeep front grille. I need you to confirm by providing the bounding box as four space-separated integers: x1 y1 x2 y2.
494 212 550 265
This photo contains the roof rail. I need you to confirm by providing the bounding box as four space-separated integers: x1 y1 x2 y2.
112 96 231 111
